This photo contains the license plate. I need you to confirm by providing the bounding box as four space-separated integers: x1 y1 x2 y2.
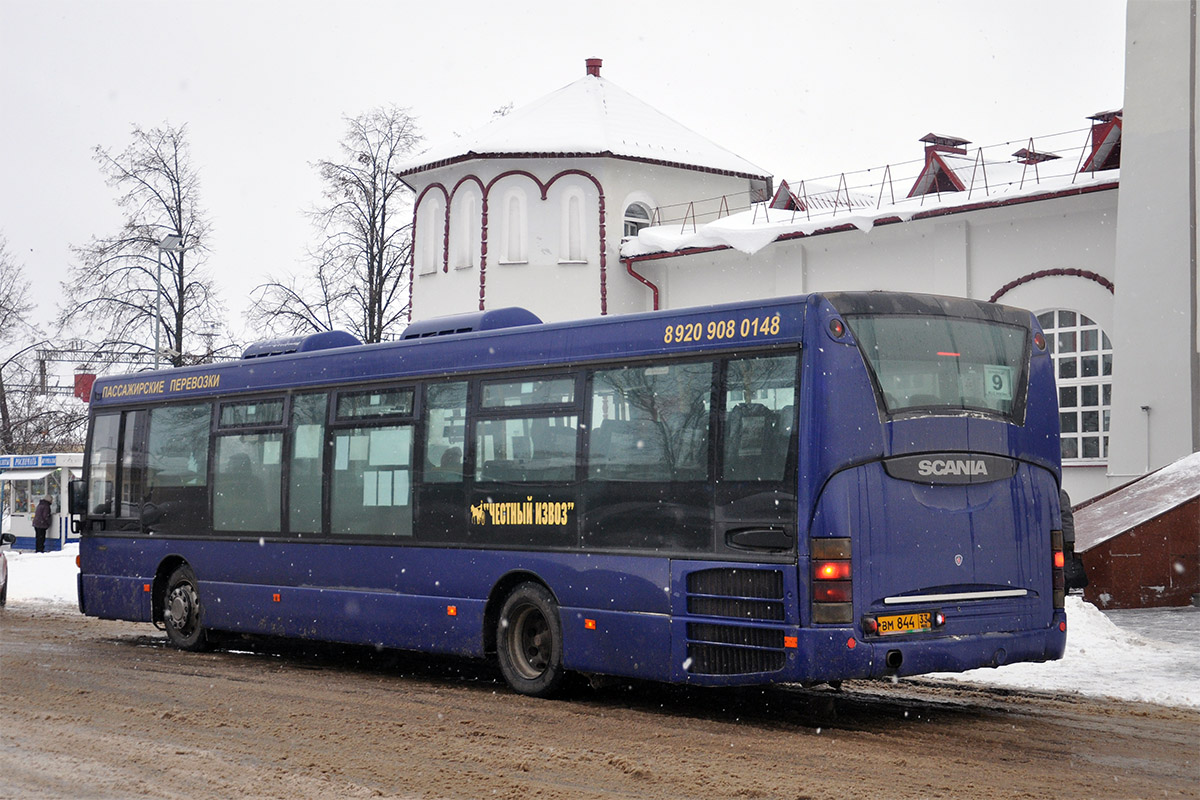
877 611 933 635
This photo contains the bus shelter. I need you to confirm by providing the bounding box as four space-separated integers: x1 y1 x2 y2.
0 453 84 552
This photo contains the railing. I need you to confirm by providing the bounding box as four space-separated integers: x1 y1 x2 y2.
643 125 1118 235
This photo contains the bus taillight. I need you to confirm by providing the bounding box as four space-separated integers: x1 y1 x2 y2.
1051 528 1066 609
812 537 853 623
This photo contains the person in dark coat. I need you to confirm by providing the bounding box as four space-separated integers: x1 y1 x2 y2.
1060 489 1088 590
32 497 52 553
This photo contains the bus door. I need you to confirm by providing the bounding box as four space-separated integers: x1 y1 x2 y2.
714 353 800 557
83 410 147 533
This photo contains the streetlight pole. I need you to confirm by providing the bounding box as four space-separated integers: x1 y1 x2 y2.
154 233 184 369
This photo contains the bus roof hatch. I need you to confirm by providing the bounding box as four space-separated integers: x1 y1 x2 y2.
242 330 363 359
401 307 543 340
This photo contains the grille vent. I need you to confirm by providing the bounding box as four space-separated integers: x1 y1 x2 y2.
686 568 785 621
684 568 788 675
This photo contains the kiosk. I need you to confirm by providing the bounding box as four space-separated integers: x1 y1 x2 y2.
0 453 84 552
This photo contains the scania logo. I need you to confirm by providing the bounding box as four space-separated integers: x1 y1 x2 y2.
917 459 988 477
883 453 1018 485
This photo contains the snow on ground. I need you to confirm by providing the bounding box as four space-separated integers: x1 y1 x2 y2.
4 544 1198 709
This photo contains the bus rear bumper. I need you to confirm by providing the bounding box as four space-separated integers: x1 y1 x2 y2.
857 616 1068 679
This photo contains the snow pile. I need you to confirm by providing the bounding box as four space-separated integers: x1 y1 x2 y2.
933 596 1200 708
5 546 1197 709
4 543 79 604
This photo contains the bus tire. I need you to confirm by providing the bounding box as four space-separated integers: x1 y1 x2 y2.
163 565 211 652
496 582 566 698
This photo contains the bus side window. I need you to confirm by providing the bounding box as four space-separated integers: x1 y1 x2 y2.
331 424 414 537
119 410 148 520
589 362 713 482
87 413 121 516
145 403 212 534
213 398 287 534
289 393 328 534
722 354 798 482
425 382 467 483
214 433 283 533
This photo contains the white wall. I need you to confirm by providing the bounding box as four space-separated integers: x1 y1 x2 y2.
1107 0 1200 485
407 156 758 322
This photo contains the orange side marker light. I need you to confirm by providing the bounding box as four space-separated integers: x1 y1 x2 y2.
447 605 457 616
272 593 281 603
784 636 798 649
143 584 151 593
584 618 596 630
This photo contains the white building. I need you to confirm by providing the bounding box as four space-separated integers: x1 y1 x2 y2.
397 58 771 322
401 1 1197 503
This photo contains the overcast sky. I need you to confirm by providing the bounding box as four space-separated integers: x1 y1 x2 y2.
0 0 1127 350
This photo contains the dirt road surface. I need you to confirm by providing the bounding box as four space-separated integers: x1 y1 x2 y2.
1 605 1196 800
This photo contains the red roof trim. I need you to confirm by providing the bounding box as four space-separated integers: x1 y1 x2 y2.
397 151 769 182
989 268 1115 303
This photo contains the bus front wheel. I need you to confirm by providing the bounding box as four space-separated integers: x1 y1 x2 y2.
496 583 566 698
163 565 211 652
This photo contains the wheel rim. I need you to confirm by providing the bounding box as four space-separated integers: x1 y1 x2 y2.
166 582 199 638
508 604 551 680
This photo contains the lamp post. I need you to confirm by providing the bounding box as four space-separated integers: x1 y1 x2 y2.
155 233 184 368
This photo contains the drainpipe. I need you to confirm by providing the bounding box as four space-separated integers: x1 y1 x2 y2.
1140 405 1152 473
623 256 660 311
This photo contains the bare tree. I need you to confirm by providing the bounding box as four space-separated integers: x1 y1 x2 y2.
252 106 421 343
59 123 228 368
0 235 86 454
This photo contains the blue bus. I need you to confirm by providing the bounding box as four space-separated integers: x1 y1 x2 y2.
71 292 1067 696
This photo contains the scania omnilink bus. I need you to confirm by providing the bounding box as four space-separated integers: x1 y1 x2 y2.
72 292 1067 696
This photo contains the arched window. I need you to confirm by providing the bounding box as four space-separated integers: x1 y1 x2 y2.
560 188 587 263
417 194 445 275
500 189 527 264
1037 310 1113 462
449 188 479 270
623 202 652 238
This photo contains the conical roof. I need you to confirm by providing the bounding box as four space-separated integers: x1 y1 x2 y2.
397 62 770 180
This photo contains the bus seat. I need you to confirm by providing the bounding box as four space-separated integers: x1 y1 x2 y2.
531 422 575 459
726 403 775 480
776 405 795 435
590 419 668 480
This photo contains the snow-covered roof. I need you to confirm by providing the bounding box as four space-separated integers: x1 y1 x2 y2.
622 125 1120 260
396 63 770 181
1075 451 1200 552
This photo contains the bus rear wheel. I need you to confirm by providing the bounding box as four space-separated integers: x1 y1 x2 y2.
496 583 566 698
163 565 211 652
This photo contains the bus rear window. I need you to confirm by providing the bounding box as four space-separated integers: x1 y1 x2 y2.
847 315 1028 419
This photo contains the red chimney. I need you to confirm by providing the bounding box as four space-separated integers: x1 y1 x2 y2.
586 58 602 77
74 373 96 403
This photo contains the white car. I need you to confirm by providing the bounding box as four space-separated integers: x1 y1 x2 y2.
0 532 14 606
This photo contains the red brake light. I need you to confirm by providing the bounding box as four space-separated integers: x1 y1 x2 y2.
1054 551 1066 569
814 561 852 581
1034 331 1047 350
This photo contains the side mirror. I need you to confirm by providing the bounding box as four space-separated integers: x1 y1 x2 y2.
68 479 88 516
1 532 15 546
